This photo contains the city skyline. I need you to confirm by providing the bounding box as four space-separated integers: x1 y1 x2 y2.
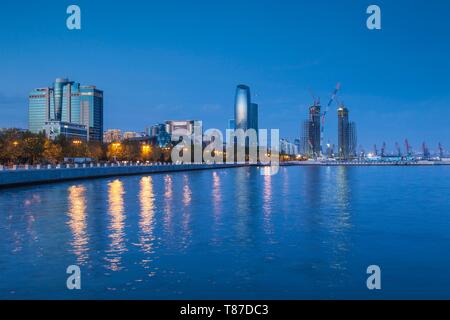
0 1 450 150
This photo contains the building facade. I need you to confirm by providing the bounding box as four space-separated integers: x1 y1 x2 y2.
300 105 321 158
43 121 88 141
147 124 171 147
338 107 355 160
232 85 259 133
103 129 122 143
28 78 103 142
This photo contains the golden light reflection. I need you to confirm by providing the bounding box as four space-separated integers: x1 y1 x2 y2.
67 185 89 264
163 175 173 232
139 176 155 258
212 172 222 219
181 175 192 247
106 179 127 271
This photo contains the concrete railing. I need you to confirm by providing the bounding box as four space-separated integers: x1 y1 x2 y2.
0 163 247 188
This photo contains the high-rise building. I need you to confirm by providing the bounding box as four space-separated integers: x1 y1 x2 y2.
337 107 356 160
300 105 321 157
234 85 251 131
308 105 321 157
28 78 104 142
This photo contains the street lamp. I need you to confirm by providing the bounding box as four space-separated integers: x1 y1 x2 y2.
72 140 83 146
142 144 151 159
111 142 121 162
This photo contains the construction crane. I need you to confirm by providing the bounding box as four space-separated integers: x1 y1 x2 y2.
308 88 320 108
422 142 430 160
405 139 412 157
381 142 387 157
438 143 444 159
359 145 365 159
320 83 341 155
395 142 401 157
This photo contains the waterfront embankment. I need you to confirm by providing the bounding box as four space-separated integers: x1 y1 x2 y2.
0 163 247 188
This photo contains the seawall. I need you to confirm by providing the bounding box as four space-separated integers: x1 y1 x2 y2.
0 163 246 188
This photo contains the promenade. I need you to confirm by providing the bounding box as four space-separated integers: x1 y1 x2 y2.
0 162 247 188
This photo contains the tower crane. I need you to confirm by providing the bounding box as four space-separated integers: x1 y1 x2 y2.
438 143 444 159
321 83 341 155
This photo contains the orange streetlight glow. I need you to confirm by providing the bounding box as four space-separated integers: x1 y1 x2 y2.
72 140 83 145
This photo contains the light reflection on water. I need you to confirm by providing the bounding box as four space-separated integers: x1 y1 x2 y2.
105 179 127 272
138 176 156 271
67 185 89 265
1 166 450 299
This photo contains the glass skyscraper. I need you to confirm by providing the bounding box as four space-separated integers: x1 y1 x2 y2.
28 78 104 142
234 85 251 131
233 85 258 132
338 107 350 160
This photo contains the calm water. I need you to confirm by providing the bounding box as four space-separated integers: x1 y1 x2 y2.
1 166 450 299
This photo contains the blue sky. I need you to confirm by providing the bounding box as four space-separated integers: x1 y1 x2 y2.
0 0 449 152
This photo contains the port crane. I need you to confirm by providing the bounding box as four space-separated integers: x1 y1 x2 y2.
381 142 387 157
395 142 402 157
405 139 412 157
439 143 444 159
422 142 430 160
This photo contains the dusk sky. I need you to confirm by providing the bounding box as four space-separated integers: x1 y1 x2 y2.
0 0 449 152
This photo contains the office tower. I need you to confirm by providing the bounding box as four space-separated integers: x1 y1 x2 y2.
300 105 322 158
29 88 52 134
234 85 251 131
338 107 350 160
28 78 104 142
309 105 321 157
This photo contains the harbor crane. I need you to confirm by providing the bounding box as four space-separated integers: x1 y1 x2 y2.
405 139 412 157
395 142 402 157
439 143 444 159
423 142 430 160
381 142 387 157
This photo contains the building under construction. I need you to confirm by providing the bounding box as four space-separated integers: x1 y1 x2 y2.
300 105 322 157
337 106 357 160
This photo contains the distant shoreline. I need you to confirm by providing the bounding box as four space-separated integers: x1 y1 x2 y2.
1 161 449 189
